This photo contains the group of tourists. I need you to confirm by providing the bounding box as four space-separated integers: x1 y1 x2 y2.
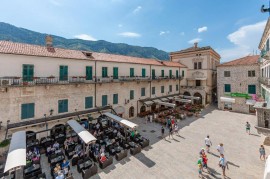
160 117 180 140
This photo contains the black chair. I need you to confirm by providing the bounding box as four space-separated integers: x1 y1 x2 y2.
115 149 128 161
72 156 79 166
77 159 84 173
130 145 141 155
139 139 150 148
82 164 98 179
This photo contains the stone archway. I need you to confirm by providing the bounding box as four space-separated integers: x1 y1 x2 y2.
140 106 146 113
129 106 135 118
183 91 191 96
193 92 203 104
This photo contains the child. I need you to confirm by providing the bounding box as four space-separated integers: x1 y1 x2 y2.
202 153 210 173
260 145 266 161
197 155 203 178
246 122 251 135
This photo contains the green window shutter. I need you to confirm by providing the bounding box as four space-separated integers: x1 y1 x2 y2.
21 103 35 119
152 69 155 79
161 86 164 93
130 90 134 100
161 70 164 77
248 85 256 94
102 67 108 77
113 67 118 79
102 95 107 106
169 70 172 78
176 70 179 78
142 68 146 77
58 99 68 113
113 94 118 104
23 64 34 82
130 68 134 77
182 70 185 77
224 84 231 93
85 96 93 109
152 87 155 95
86 66 93 80
60 66 68 81
176 85 179 91
169 85 172 92
141 88 145 96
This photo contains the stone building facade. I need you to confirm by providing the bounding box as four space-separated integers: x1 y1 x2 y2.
169 43 220 105
0 40 187 140
217 55 260 114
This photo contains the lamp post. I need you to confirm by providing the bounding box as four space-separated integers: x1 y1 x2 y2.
5 120 10 140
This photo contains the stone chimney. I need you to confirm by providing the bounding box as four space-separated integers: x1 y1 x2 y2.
45 35 53 47
194 42 198 48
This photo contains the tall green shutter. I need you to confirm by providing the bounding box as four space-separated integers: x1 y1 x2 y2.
152 69 155 79
130 68 135 77
85 96 93 109
176 70 179 78
58 99 68 113
141 88 145 96
176 85 179 91
161 86 164 93
142 68 146 77
169 70 172 78
113 94 118 104
102 67 108 77
224 84 231 93
23 64 34 81
21 103 35 119
161 70 164 77
169 85 172 92
152 87 155 95
113 67 118 79
248 85 256 94
182 70 185 77
86 66 93 80
60 66 68 81
130 90 134 100
102 95 107 106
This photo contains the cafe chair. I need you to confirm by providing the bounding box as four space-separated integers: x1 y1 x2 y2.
139 139 150 148
82 164 98 179
115 149 128 161
72 156 79 166
77 159 84 173
99 156 113 169
130 145 142 155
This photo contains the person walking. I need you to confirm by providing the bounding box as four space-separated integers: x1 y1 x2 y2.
246 122 251 135
219 154 229 178
202 153 210 174
217 143 225 156
197 155 203 178
205 135 212 153
260 145 266 161
174 124 180 136
167 118 171 129
161 126 165 139
169 125 174 139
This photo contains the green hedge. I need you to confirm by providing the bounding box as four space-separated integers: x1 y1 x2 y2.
0 139 10 148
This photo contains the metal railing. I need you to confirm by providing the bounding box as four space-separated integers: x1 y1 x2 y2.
180 86 205 90
259 77 270 86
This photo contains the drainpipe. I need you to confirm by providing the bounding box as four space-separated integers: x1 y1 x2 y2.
95 61 97 107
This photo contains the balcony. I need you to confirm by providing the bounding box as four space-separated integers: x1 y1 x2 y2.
180 86 205 90
261 49 270 60
259 77 270 86
152 76 183 81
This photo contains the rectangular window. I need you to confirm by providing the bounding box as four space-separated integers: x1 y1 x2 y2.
169 70 172 78
59 65 68 81
113 94 118 104
102 95 108 106
161 70 164 77
196 80 201 86
176 85 179 91
130 68 135 77
224 71 230 77
102 67 108 78
169 85 172 92
152 69 156 79
152 87 155 95
113 67 118 79
58 99 68 113
267 39 270 51
176 70 179 78
182 70 185 77
224 84 231 93
86 66 93 80
21 103 35 119
161 86 164 93
194 62 197 69
141 88 145 97
248 70 256 77
142 68 146 77
198 62 202 69
23 64 34 81
248 85 256 94
85 96 93 109
130 90 134 100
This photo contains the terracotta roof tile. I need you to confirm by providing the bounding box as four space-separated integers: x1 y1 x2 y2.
161 61 187 68
218 55 259 67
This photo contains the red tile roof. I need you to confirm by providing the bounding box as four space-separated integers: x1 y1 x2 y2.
0 41 186 68
218 55 259 67
161 61 187 68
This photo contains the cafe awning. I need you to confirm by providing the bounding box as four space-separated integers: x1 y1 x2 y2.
156 101 176 108
167 97 174 100
175 98 192 103
246 99 256 106
4 131 26 173
264 155 270 179
179 95 200 100
104 112 138 129
160 98 169 102
220 97 235 103
67 120 96 145
153 99 162 103
143 101 154 106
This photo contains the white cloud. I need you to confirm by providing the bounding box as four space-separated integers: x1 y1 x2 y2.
118 32 141 38
180 32 185 36
188 38 202 44
50 0 61 6
218 20 266 62
74 34 97 41
118 24 123 28
198 26 208 33
133 6 142 14
160 31 170 35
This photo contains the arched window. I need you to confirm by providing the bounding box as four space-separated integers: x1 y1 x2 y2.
129 106 135 118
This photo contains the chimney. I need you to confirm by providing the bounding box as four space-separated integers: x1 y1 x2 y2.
194 42 198 48
45 35 53 47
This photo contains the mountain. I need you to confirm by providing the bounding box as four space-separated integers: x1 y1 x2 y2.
0 22 169 60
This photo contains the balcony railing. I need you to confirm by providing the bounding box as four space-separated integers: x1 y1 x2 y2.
259 77 270 86
152 76 183 80
261 49 270 60
180 86 205 90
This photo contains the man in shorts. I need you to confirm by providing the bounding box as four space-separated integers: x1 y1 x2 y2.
246 122 251 135
219 154 229 177
205 135 212 153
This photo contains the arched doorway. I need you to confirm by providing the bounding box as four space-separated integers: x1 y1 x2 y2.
129 106 135 118
151 103 156 111
183 91 191 96
140 106 146 113
193 92 203 104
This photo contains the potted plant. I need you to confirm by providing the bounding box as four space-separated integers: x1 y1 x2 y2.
23 81 28 85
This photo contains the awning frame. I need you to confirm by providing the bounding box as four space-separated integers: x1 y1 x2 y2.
220 97 236 103
104 112 138 129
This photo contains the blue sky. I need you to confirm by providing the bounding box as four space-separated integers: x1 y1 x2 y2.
0 0 269 62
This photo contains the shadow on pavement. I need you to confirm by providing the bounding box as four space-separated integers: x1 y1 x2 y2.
209 152 220 158
134 152 156 168
228 161 240 168
250 133 261 137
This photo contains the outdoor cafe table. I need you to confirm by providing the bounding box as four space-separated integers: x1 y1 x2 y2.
78 159 93 171
50 155 65 166
115 146 123 153
24 164 41 176
27 140 39 148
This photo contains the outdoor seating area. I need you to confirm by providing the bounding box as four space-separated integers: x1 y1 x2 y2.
1 112 150 179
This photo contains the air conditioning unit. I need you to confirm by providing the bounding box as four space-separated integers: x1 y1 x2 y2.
0 79 11 86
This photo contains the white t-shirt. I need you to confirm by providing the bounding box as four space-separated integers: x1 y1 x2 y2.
217 145 224 154
205 138 211 146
